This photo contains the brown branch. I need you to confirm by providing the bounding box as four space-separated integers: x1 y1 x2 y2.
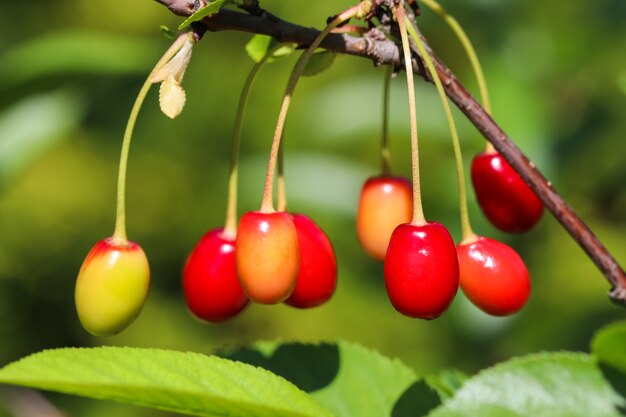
152 1 626 305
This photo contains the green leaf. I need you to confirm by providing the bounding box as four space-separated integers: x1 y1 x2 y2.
425 369 468 400
427 352 625 417
160 25 177 40
0 90 84 185
245 35 295 63
178 0 227 30
222 341 440 417
592 320 626 373
302 51 336 77
0 347 334 417
0 31 161 88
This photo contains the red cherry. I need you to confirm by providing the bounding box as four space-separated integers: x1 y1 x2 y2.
384 222 459 319
356 176 413 261
471 151 544 233
182 229 249 323
285 214 337 309
457 236 531 316
235 211 299 304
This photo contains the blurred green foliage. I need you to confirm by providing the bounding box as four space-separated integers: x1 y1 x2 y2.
0 0 625 415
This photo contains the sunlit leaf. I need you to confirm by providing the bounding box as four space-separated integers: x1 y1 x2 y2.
0 347 334 417
178 0 227 30
427 353 624 417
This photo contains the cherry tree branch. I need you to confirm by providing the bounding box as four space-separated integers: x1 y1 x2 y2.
152 0 626 305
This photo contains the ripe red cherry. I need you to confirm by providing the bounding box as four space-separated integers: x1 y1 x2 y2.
182 229 249 322
457 236 531 316
235 211 299 304
356 176 413 261
384 222 459 319
471 151 544 233
285 214 337 309
75 238 150 336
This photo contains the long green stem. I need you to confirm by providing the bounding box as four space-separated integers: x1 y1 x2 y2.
112 33 190 243
223 46 279 238
381 65 392 176
420 0 494 152
259 2 370 213
396 7 426 226
405 20 475 242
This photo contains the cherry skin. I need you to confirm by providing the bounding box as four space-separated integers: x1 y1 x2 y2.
384 222 459 319
471 151 544 233
356 176 413 261
235 211 299 304
285 214 337 309
182 228 249 322
75 237 150 336
457 236 531 316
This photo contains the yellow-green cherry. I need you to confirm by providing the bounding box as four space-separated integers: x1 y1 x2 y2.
75 237 150 336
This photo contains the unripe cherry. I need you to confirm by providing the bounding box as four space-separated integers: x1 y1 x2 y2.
471 151 544 233
75 238 150 336
384 222 459 319
356 176 413 261
235 211 299 304
457 236 531 316
285 214 337 309
182 229 249 322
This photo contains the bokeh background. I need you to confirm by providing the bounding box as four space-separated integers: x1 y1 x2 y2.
0 0 625 415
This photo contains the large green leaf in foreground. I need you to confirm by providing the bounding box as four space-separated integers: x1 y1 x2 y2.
0 347 333 417
428 352 625 417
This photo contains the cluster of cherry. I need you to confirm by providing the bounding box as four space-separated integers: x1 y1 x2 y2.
72 1 545 338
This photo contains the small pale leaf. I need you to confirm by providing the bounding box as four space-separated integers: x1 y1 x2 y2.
178 0 227 30
302 51 336 77
159 76 186 119
150 38 194 84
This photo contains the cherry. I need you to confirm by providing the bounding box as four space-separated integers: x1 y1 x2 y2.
457 236 530 316
356 176 413 261
471 151 544 233
75 238 150 336
384 222 459 319
284 214 337 309
182 229 249 322
235 211 299 304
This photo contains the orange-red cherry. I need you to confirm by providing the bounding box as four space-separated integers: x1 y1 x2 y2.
356 176 413 261
384 222 459 319
182 229 249 322
75 238 150 336
471 151 544 233
285 214 337 309
235 211 299 304
457 236 531 316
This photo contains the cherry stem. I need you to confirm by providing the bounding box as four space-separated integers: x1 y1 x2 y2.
223 45 279 238
113 33 190 244
277 135 287 212
420 0 494 153
405 19 474 242
380 65 392 176
259 2 370 214
396 6 426 226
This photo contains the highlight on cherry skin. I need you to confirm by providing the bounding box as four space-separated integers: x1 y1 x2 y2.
285 213 337 309
384 222 459 320
457 236 531 316
75 237 150 337
235 211 299 304
183 228 249 323
471 151 544 233
356 176 413 261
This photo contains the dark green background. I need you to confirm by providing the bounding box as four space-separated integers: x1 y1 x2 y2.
0 0 625 415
